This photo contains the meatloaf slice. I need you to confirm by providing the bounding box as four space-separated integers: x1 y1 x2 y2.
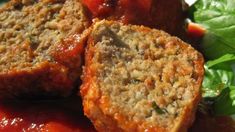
81 20 204 132
0 0 90 98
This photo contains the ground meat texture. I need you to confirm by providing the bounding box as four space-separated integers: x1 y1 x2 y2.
0 0 90 98
81 20 204 132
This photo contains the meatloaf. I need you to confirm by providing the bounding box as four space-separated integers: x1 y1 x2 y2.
0 0 90 98
80 20 204 132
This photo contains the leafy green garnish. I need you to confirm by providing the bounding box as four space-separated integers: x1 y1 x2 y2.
213 86 235 116
202 66 232 98
202 54 235 115
202 54 235 98
152 102 166 114
191 0 235 59
206 54 235 69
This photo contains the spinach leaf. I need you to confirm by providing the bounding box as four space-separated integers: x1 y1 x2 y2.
206 54 235 69
213 86 235 115
191 0 235 59
203 66 234 98
202 54 235 115
202 54 235 98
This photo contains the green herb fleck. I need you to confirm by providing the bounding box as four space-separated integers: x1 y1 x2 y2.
152 102 165 114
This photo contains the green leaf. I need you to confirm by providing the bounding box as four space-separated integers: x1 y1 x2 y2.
202 65 234 98
206 54 235 69
191 0 235 59
201 54 235 115
202 54 235 98
213 86 235 115
206 54 235 68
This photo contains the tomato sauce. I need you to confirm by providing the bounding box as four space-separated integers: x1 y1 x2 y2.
0 96 234 132
0 96 95 132
82 0 185 36
187 22 206 38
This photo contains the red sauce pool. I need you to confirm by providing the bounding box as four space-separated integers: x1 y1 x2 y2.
0 96 95 132
0 95 234 132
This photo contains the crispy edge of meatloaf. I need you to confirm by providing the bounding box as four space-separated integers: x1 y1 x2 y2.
80 20 204 132
0 0 90 98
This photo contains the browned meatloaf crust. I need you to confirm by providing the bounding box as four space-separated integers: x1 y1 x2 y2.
0 0 90 98
80 20 204 132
